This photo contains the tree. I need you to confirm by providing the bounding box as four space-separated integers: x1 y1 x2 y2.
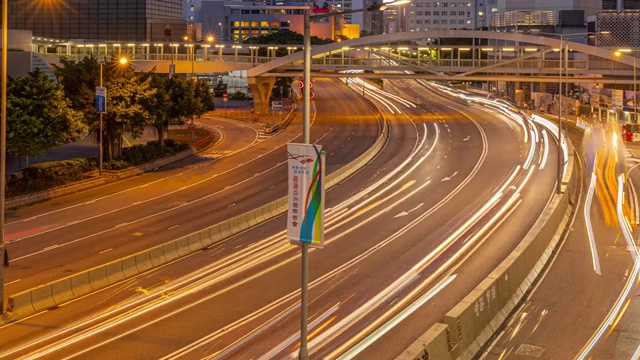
102 75 157 160
6 68 86 156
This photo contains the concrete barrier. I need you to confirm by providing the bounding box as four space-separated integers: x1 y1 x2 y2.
4 93 390 322
397 323 453 360
398 148 576 360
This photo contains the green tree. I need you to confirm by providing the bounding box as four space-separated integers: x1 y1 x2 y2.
7 68 86 156
103 75 157 160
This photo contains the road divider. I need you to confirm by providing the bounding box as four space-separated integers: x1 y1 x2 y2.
5 96 389 323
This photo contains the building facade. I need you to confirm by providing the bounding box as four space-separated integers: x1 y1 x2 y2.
8 0 188 42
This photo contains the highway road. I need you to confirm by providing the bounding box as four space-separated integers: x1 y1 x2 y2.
482 117 639 360
3 79 381 295
0 80 562 359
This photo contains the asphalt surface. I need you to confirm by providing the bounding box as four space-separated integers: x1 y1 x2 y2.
483 116 640 360
0 80 559 359
4 78 380 294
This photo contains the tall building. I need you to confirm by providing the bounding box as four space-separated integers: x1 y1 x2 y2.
8 0 188 42
407 1 476 32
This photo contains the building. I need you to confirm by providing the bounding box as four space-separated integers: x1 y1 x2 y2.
8 0 189 42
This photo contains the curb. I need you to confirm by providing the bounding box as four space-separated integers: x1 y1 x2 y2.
4 102 389 323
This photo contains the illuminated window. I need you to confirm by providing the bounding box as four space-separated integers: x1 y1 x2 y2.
261 21 269 27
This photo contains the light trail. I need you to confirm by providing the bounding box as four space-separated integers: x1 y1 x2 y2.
583 171 602 275
540 130 550 169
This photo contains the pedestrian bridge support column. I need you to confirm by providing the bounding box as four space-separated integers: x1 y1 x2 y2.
248 76 276 116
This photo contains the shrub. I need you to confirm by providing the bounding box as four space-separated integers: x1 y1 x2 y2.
231 91 246 100
7 139 191 198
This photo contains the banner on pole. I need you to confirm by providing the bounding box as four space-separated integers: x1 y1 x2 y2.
95 87 106 113
287 143 325 248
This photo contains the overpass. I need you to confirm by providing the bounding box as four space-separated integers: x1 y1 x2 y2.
32 30 639 113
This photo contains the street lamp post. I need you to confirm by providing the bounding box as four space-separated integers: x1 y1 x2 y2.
529 30 603 194
0 0 8 311
298 2 409 358
98 57 128 176
615 49 638 124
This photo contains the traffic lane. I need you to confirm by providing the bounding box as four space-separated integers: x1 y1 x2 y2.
483 126 631 359
584 159 640 360
6 78 372 236
5 80 382 293
3 117 263 237
484 192 630 360
36 94 500 356
0 96 423 358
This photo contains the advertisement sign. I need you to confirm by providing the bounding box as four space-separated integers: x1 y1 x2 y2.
287 143 325 247
612 89 624 110
95 87 106 113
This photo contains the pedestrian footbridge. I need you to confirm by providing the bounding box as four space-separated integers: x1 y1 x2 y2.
33 30 639 114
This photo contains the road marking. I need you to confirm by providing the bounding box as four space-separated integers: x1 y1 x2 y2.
115 223 128 228
99 248 113 254
43 245 59 251
393 203 424 218
5 279 20 286
463 135 470 141
441 171 458 182
269 185 276 189
228 203 236 208
66 220 80 226
168 225 179 230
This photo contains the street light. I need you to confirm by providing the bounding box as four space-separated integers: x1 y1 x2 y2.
615 49 638 124
0 0 8 312
298 3 409 359
529 30 604 194
184 35 215 79
98 56 128 176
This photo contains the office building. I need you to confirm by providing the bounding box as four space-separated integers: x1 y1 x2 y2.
8 0 188 42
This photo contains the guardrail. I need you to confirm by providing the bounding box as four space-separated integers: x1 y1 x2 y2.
264 106 297 134
397 122 577 359
5 97 389 322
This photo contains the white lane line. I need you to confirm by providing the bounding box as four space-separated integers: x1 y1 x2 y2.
168 225 179 230
99 248 113 255
114 223 128 229
43 245 59 251
5 279 21 286
228 203 236 208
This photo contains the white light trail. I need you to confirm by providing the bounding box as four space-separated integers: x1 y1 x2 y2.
583 171 602 275
540 130 550 169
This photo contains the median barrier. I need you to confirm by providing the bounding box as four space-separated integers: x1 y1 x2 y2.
149 246 167 267
29 285 56 313
121 256 139 278
70 272 92 297
399 148 575 360
187 233 202 253
104 262 126 284
397 323 453 360
4 94 390 322
88 267 110 291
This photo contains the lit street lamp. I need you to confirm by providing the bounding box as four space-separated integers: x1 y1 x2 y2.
298 2 409 358
529 30 605 194
184 34 215 79
97 56 128 176
615 49 638 124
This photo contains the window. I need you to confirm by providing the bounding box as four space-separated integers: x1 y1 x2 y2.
433 19 439 24
425 19 431 24
417 19 423 24
433 11 439 15
425 11 431 15
458 19 464 24
442 19 447 24
441 11 447 15
459 11 465 15
417 11 423 15
442 2 448 7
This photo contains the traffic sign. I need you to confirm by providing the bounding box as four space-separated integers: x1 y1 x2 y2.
223 93 228 102
272 100 283 110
